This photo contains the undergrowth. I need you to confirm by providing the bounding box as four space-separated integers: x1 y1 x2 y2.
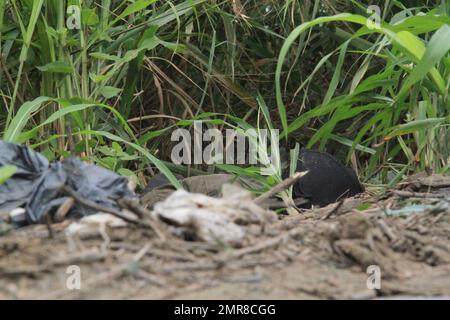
0 0 448 190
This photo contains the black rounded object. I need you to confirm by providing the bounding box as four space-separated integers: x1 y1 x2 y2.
293 149 364 207
143 173 184 193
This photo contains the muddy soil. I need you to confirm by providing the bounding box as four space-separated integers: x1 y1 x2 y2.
0 174 449 299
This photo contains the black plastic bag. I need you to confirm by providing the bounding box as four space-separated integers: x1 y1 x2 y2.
292 149 364 207
0 141 135 225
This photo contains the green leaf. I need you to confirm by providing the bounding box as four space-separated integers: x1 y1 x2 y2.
138 25 159 50
98 146 117 157
90 52 119 61
323 40 349 105
0 165 17 185
398 25 450 97
119 154 139 161
356 203 371 211
112 142 123 153
256 94 273 130
117 168 136 178
100 86 123 99
330 134 376 155
215 164 265 179
160 41 187 54
3 96 51 142
115 0 157 22
37 61 74 74
82 8 99 26
90 73 109 83
388 30 426 60
391 14 450 35
385 29 446 95
385 118 447 140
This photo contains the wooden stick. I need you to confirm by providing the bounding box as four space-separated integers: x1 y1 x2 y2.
118 197 168 241
254 171 308 205
392 190 445 199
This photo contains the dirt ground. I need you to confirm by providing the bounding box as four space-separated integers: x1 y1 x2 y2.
0 173 449 300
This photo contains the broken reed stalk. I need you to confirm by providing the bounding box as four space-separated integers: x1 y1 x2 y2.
392 190 446 199
118 197 168 240
254 171 308 205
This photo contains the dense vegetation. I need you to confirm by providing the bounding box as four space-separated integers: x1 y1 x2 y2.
0 0 449 191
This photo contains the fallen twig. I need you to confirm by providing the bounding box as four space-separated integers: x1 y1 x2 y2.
392 190 445 199
254 171 308 205
110 242 196 262
54 197 75 222
118 197 168 240
216 226 305 263
321 200 345 220
48 248 107 266
118 198 144 218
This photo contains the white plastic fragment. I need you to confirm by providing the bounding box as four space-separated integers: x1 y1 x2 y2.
9 208 26 219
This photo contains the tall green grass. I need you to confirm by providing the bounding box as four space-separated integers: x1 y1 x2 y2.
275 4 449 180
0 0 448 190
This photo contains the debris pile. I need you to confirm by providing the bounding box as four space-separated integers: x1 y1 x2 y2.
152 184 277 246
0 140 448 299
0 173 448 299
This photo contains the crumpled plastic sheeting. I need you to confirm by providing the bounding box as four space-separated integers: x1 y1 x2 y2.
152 184 277 247
0 141 135 225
